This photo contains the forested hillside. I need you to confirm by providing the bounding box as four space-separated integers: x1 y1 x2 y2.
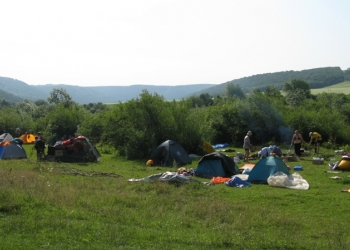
0 77 46 101
0 89 23 103
192 67 345 97
32 84 215 104
0 66 348 104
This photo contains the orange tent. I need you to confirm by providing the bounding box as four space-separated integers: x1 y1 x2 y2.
19 133 36 144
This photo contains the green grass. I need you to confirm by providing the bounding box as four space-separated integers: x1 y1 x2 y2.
311 81 350 95
1 144 350 249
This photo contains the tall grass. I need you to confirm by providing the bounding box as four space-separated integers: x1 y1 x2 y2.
0 145 350 249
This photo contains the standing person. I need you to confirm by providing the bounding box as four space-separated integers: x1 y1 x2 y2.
309 132 322 155
34 134 46 160
15 127 20 136
291 130 305 157
243 131 253 162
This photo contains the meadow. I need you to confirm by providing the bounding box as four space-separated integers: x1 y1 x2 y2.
0 144 350 250
311 81 350 94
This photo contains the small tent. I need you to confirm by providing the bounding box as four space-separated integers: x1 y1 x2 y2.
0 141 28 159
0 133 14 143
19 133 36 144
47 136 101 162
149 140 192 166
335 155 350 170
195 152 240 178
247 156 290 183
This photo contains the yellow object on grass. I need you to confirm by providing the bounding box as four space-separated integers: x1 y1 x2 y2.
203 141 215 154
338 158 350 170
146 160 154 166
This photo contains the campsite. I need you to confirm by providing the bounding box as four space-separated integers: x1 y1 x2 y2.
1 142 350 249
2 80 350 248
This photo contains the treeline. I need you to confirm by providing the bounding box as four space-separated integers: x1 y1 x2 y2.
196 67 346 97
1 80 350 160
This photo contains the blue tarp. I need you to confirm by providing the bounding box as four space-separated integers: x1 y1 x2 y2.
225 176 251 188
212 143 229 149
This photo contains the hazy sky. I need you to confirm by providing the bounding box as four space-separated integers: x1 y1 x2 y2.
1 0 349 87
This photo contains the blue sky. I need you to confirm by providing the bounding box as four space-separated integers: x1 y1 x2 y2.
0 0 349 86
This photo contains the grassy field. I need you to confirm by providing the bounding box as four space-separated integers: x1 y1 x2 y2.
1 144 350 249
311 81 350 95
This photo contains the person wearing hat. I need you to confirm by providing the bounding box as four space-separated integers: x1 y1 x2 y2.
243 131 253 162
309 132 322 154
290 130 305 157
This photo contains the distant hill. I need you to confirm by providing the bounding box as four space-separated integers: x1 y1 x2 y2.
1 66 348 104
0 77 47 102
0 77 215 104
30 84 216 104
190 67 345 97
0 88 23 103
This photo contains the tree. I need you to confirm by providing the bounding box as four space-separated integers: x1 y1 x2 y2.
265 86 283 99
41 104 86 140
34 99 49 106
47 88 74 107
283 79 311 106
225 83 246 99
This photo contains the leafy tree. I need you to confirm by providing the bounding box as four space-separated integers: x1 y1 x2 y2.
187 95 205 108
83 102 107 114
265 86 283 99
283 79 311 106
187 93 213 108
0 107 23 134
34 99 49 106
0 99 13 109
199 93 213 106
200 99 245 146
102 90 203 159
16 100 36 115
47 88 74 108
78 110 107 142
236 94 284 145
40 104 86 141
225 83 246 99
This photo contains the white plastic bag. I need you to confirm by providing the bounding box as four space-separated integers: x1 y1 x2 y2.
267 171 309 190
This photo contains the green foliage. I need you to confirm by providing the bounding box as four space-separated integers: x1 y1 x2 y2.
101 90 203 159
200 100 245 145
34 99 48 106
0 106 23 133
197 66 345 97
265 86 284 99
344 68 350 81
0 98 14 108
283 79 311 106
82 102 107 114
78 110 107 143
41 104 86 140
225 83 246 99
236 93 284 144
47 88 74 108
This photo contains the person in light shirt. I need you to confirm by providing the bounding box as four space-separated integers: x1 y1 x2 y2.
258 146 273 159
